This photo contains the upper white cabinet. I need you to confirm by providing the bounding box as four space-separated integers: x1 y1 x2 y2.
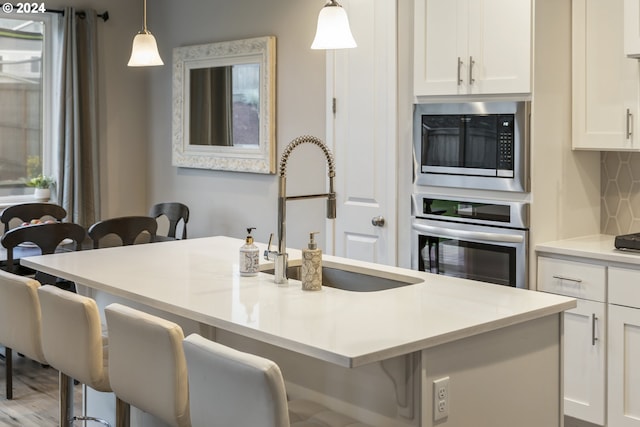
625 0 640 57
413 0 532 98
573 0 640 151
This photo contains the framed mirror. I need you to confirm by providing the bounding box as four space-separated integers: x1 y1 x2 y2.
172 36 276 173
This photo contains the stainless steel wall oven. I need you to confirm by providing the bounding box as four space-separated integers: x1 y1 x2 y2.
411 194 529 289
413 101 530 192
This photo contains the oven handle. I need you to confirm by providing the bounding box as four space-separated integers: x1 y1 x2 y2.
412 223 524 244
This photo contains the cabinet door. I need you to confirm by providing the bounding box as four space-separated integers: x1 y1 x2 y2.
624 0 640 58
563 299 606 425
414 0 468 96
608 304 640 426
414 0 531 97
467 0 531 95
572 0 640 150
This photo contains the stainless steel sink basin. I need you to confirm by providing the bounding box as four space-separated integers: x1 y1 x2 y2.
260 263 422 292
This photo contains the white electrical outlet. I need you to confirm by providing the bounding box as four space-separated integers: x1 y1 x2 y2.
433 376 450 421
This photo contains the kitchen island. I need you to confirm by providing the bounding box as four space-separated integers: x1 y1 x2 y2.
23 236 575 427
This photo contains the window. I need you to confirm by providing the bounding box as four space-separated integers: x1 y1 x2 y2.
0 14 56 199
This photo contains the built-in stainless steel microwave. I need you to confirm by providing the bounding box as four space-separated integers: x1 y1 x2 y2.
413 101 530 192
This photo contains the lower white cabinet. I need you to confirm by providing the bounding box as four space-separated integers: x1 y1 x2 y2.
608 267 640 427
564 299 606 425
608 305 640 427
537 256 606 425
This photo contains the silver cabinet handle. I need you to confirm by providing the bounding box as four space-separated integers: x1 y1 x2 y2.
552 275 582 284
371 216 385 227
592 313 598 346
457 57 463 85
469 56 475 84
412 222 523 243
627 108 633 140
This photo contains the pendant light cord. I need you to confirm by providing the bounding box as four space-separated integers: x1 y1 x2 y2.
142 0 148 33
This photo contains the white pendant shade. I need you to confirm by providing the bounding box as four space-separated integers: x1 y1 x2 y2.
128 32 164 67
127 0 163 67
311 2 357 50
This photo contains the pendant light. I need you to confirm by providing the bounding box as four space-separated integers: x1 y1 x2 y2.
128 0 164 67
311 0 357 50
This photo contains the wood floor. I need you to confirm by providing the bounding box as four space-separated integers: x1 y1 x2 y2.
0 349 82 427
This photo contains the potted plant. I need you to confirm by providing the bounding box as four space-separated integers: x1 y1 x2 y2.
26 174 54 201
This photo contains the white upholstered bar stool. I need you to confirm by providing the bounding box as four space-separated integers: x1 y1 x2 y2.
183 333 372 427
104 303 190 427
37 285 111 426
0 270 48 400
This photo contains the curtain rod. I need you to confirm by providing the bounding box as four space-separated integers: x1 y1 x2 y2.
48 8 110 22
3 5 109 22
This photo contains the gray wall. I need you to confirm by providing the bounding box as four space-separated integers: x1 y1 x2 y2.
146 0 329 249
42 0 329 249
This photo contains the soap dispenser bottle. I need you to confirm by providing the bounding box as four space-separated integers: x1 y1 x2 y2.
301 232 322 291
239 227 259 277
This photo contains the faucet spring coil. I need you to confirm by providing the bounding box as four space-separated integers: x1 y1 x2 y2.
279 135 336 178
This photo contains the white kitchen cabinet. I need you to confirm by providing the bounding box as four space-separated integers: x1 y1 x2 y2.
413 0 531 98
608 267 640 427
572 0 640 151
537 256 606 425
608 305 640 427
624 0 640 57
564 299 607 425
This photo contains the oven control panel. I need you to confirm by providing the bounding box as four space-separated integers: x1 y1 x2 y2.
412 194 529 230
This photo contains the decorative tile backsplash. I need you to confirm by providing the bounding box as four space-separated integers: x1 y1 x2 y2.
601 152 640 235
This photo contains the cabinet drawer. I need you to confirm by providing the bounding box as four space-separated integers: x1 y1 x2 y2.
609 267 640 308
537 257 605 301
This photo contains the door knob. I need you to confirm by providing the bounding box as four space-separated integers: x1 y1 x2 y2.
371 216 385 227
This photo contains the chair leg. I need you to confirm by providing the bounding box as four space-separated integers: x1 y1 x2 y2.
61 377 111 427
116 397 130 427
5 347 12 400
59 372 74 426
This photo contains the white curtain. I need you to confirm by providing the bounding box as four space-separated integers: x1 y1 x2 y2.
53 8 100 227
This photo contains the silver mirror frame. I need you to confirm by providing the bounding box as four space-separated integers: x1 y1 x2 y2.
172 36 276 174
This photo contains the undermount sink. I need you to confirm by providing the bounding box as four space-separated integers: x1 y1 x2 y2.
260 263 423 292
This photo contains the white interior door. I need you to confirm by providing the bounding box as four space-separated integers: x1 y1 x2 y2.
327 0 397 265
325 0 397 266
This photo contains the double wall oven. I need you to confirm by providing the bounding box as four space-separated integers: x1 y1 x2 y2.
411 100 531 289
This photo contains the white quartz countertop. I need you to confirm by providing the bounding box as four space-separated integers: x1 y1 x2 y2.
23 236 575 368
536 234 640 265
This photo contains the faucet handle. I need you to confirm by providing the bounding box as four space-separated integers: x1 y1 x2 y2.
264 233 276 261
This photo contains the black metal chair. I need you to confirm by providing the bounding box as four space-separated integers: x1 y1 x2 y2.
1 222 86 290
88 215 158 248
149 202 189 239
0 202 67 234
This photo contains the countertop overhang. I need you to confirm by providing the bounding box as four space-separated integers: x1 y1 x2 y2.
23 236 575 368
